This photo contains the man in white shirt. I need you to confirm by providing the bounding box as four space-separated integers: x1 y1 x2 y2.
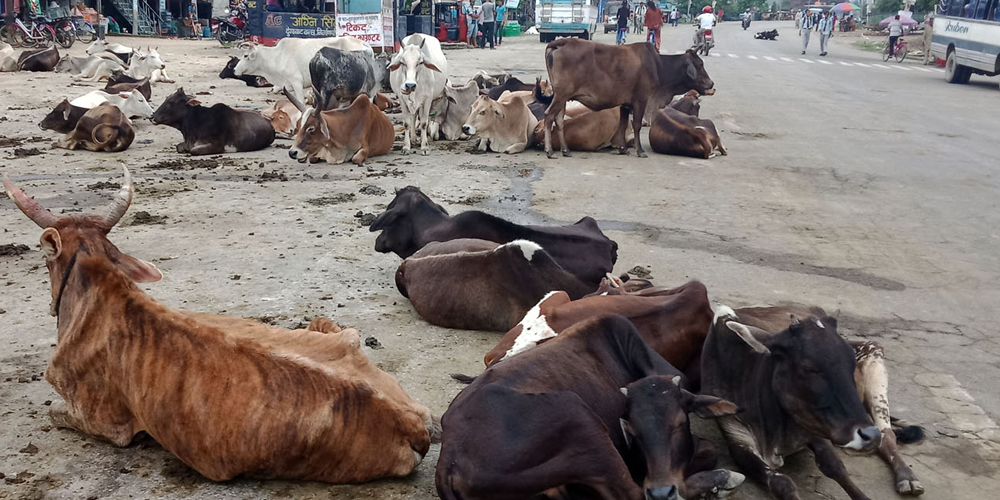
818 11 833 56
799 9 814 54
695 5 716 48
888 14 903 57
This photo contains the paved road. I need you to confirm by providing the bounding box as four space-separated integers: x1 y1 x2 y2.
0 22 998 500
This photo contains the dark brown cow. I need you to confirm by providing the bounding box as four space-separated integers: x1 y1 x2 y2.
649 105 727 159
53 103 134 152
715 305 925 497
436 315 744 500
370 187 618 287
484 281 713 379
18 45 59 71
103 76 152 101
39 100 88 134
395 239 596 331
542 40 714 158
151 88 274 155
288 94 394 165
668 90 702 116
702 305 925 500
485 76 534 100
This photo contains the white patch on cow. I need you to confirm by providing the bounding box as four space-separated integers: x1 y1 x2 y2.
495 239 542 261
503 291 559 360
815 318 824 328
712 305 737 324
856 346 891 430
842 430 868 451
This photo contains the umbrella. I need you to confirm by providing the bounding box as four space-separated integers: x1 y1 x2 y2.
878 13 919 27
830 3 859 14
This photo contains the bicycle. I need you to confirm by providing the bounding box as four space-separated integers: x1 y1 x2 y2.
49 17 77 48
1 17 57 48
882 37 907 63
69 16 98 44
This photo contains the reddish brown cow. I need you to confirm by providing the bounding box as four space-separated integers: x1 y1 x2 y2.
289 94 394 164
3 168 438 484
542 40 714 158
484 281 713 377
53 103 135 152
649 92 726 159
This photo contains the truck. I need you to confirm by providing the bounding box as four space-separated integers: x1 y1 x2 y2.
537 0 601 42
929 2 1000 85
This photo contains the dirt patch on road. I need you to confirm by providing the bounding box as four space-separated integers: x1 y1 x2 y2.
0 244 32 256
307 193 355 206
10 147 44 158
125 211 168 226
148 157 241 171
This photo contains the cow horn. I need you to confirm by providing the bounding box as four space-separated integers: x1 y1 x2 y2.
100 165 133 230
3 174 60 228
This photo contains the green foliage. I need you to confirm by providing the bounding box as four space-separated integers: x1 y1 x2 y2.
875 0 903 12
713 0 769 15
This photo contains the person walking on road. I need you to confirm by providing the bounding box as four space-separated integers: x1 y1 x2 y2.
799 9 814 54
480 0 495 49
888 14 903 58
495 0 507 46
922 13 934 64
818 10 833 56
616 2 631 45
644 0 663 52
671 8 680 27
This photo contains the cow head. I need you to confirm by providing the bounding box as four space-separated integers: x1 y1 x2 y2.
620 376 739 500
368 186 448 257
39 100 73 131
724 317 881 452
667 90 701 117
462 96 502 136
289 108 330 164
86 39 109 56
668 50 715 97
151 88 197 126
3 166 162 319
388 44 441 95
233 43 259 77
122 89 154 120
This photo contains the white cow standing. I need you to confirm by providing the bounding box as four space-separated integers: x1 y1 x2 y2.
389 34 447 155
233 36 372 107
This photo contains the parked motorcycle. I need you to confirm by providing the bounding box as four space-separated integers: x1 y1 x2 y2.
214 7 247 44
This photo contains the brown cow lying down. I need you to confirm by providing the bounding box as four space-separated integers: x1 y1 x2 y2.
395 239 595 331
529 106 629 152
462 94 537 154
53 103 134 152
3 167 438 484
437 315 744 500
18 45 59 71
708 304 925 498
289 95 393 165
484 281 713 376
261 99 303 139
649 96 727 159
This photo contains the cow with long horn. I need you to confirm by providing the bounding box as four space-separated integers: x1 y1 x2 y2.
2 167 440 483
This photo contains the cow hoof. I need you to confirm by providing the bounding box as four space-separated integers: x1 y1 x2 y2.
561 150 571 157
421 149 429 156
637 151 648 158
545 151 556 159
618 148 629 156
401 149 411 156
49 402 73 428
897 479 924 496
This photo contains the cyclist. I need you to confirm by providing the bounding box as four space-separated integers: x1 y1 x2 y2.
887 14 903 58
695 5 716 50
643 1 663 51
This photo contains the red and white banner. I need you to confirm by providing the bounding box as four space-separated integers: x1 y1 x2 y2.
337 13 383 47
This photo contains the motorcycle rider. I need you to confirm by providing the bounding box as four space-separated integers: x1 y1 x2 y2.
694 5 716 49
742 8 752 29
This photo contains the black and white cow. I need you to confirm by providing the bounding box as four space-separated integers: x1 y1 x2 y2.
702 305 924 500
309 47 390 110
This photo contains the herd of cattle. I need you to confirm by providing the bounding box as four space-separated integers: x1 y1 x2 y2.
2 32 928 500
2 32 727 161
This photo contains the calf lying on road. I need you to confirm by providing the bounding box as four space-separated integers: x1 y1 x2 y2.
462 94 537 154
18 45 59 72
703 306 925 500
53 103 134 152
369 186 618 287
437 315 744 500
3 168 439 484
289 95 393 165
219 56 272 87
152 88 274 155
395 239 595 331
649 91 726 159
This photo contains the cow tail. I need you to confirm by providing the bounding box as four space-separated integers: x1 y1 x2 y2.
91 123 119 149
449 373 477 384
544 45 557 71
890 416 925 444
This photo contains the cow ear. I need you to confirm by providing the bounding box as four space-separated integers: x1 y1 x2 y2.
119 92 130 100
619 418 634 448
369 208 399 232
62 104 72 121
686 62 698 81
388 61 401 71
187 98 201 106
422 61 442 73
115 253 163 283
39 228 62 260
684 392 740 419
724 321 771 354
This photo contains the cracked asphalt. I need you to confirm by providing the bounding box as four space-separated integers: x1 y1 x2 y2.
1 21 998 500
